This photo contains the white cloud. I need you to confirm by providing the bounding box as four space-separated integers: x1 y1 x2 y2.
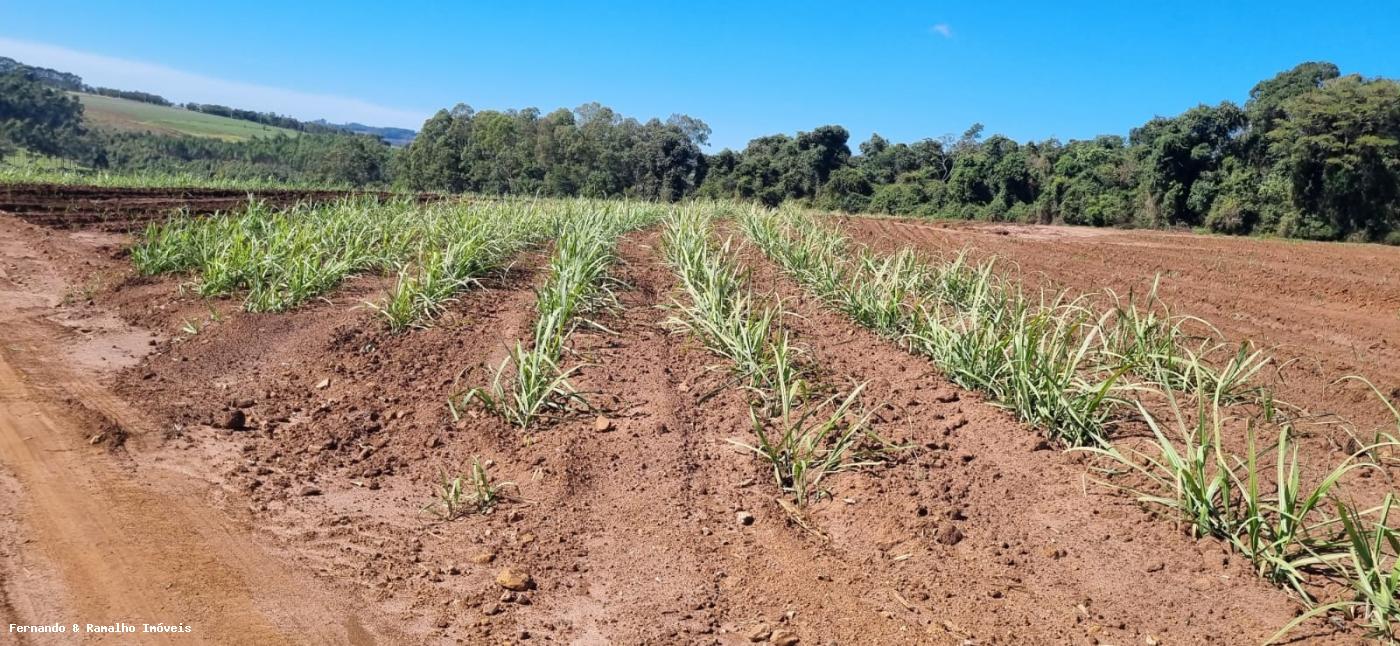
930 23 953 39
0 37 427 129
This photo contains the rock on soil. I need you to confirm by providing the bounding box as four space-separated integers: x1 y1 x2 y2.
218 409 247 430
935 523 964 545
770 629 800 645
495 567 533 591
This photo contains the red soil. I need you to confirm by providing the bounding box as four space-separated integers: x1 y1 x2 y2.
0 183 432 231
841 217 1400 441
0 201 1387 644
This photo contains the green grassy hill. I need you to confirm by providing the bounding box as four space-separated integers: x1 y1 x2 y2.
74 93 300 141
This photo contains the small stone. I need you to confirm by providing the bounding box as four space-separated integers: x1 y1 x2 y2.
298 485 322 496
315 378 331 389
736 510 755 526
219 409 247 430
747 623 771 642
471 551 496 565
935 524 963 545
770 629 800 646
593 416 615 432
1146 561 1165 573
496 567 534 591
232 398 255 409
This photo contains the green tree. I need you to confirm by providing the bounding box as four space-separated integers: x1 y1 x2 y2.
1131 102 1246 226
1247 61 1341 135
0 70 92 162
1268 75 1400 240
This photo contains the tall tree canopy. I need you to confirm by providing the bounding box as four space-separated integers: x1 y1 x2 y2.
396 103 709 201
0 70 92 162
702 61 1400 244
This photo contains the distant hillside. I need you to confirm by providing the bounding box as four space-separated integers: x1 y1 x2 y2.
3 55 414 145
0 55 83 91
76 93 301 142
312 120 416 146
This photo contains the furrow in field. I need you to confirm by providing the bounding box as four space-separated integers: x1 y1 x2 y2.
460 204 664 429
485 227 731 641
726 221 1338 644
741 208 1400 641
840 216 1400 435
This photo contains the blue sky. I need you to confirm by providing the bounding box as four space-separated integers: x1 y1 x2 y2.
4 1 1398 150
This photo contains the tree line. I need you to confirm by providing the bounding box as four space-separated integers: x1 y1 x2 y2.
92 87 173 106
184 103 350 135
394 62 1400 243
3 59 1398 243
1 56 173 106
696 62 1400 244
398 103 710 201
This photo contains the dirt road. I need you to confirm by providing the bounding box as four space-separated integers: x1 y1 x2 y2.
0 217 396 644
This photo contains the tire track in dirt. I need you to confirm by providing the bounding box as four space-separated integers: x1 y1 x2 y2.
727 233 1349 644
0 214 407 645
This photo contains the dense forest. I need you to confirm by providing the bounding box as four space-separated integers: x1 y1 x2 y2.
3 58 1398 243
396 61 1400 243
398 103 710 201
0 56 84 90
692 62 1400 243
0 69 94 161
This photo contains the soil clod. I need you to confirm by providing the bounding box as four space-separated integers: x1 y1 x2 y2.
495 567 534 591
